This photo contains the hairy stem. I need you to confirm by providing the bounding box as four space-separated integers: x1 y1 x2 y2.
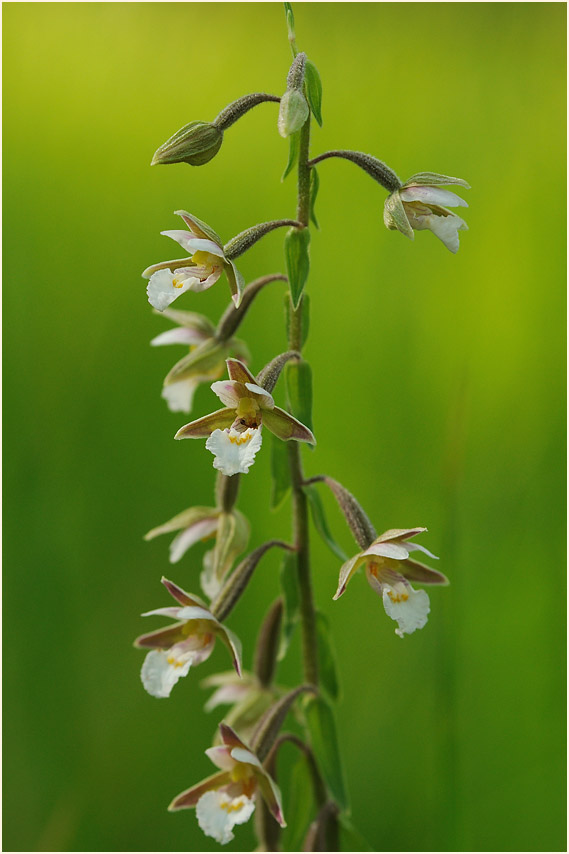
288 115 319 687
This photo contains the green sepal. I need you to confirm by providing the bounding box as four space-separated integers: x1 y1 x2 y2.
284 359 313 433
282 130 299 181
338 815 373 851
304 694 349 812
404 171 471 189
224 260 245 307
304 59 323 126
284 227 310 309
383 191 413 240
283 757 315 852
304 484 349 562
174 210 223 246
309 167 320 229
164 338 227 385
151 121 223 166
316 611 340 701
270 433 291 510
278 551 299 661
285 292 310 349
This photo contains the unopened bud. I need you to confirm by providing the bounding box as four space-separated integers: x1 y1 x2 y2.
323 477 377 549
254 599 284 687
251 685 317 762
256 350 300 393
151 121 223 166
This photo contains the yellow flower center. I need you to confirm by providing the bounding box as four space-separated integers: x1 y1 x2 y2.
229 433 252 446
172 277 184 289
386 589 409 604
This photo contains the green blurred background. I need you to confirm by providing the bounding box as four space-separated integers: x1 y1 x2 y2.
3 3 566 851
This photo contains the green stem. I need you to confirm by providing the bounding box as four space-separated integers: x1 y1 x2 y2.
288 115 318 687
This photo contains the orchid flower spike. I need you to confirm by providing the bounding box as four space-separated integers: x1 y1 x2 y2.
134 577 242 698
384 172 470 253
150 307 249 414
175 359 316 476
169 723 285 845
142 211 245 309
334 528 449 637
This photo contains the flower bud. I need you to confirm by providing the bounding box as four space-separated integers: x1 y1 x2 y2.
151 121 223 167
253 599 284 687
322 477 377 549
278 88 310 138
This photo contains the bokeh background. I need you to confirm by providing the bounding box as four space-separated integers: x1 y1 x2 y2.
3 3 566 852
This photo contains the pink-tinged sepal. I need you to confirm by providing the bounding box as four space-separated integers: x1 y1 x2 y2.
134 622 187 649
219 723 250 752
175 408 235 439
262 406 316 443
399 559 449 586
161 576 209 608
226 358 258 385
168 771 231 811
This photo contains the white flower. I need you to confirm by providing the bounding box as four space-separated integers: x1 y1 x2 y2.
334 527 448 637
175 358 315 477
142 210 245 309
134 578 242 697
206 427 263 476
384 172 470 253
169 724 285 846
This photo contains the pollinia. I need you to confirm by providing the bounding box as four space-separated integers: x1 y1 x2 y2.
135 5 467 849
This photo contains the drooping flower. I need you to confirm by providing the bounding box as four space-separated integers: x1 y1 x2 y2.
134 577 242 698
142 211 245 310
144 505 250 599
175 359 316 476
169 723 285 845
201 670 278 744
384 172 470 253
150 307 250 414
334 528 448 637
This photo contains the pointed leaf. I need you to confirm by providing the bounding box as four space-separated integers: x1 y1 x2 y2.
284 227 310 309
284 359 313 433
304 59 323 126
304 484 349 562
270 433 291 510
283 756 315 852
309 167 320 229
338 815 373 851
304 695 349 811
282 130 299 181
278 551 299 660
316 612 340 701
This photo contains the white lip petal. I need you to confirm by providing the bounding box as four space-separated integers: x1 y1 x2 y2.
169 517 219 563
196 790 256 845
140 649 192 698
161 378 200 414
381 583 430 637
206 428 263 476
151 327 207 347
147 269 200 311
410 211 467 254
400 185 468 208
